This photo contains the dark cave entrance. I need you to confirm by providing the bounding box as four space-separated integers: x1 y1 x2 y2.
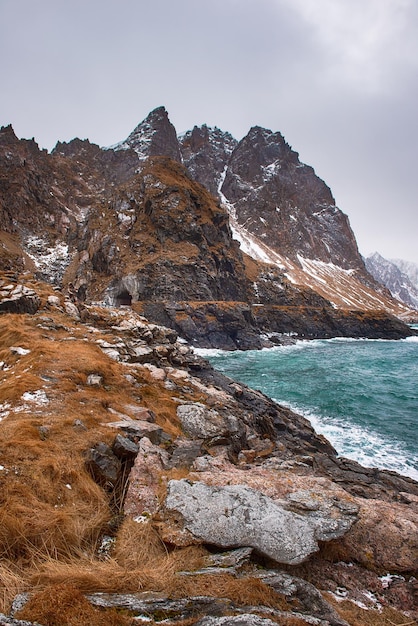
115 289 133 307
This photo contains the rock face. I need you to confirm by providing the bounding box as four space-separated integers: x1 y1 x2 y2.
1 112 416 348
365 252 418 310
180 125 238 196
114 106 182 163
221 126 363 271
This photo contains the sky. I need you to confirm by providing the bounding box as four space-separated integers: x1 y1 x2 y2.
1 0 417 264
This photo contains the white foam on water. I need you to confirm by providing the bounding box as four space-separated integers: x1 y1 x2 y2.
276 399 418 481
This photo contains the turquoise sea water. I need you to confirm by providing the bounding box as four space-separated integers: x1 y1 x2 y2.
198 332 418 480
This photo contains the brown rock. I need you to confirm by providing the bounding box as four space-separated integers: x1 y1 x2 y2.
341 498 418 571
124 437 168 519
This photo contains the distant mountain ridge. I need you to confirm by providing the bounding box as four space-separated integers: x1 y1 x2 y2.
365 252 418 310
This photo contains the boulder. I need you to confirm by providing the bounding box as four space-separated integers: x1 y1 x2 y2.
341 498 418 571
124 438 169 519
161 480 358 565
0 283 39 314
176 402 241 441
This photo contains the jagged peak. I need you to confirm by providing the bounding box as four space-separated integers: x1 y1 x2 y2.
0 124 39 150
52 137 97 157
113 106 181 163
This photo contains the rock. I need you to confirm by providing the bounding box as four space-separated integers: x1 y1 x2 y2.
256 570 349 626
104 418 163 444
87 592 233 620
167 438 203 469
64 300 80 320
86 373 103 386
176 403 241 441
0 615 39 626
112 434 139 460
0 283 39 314
207 547 253 570
47 294 61 307
124 438 169 519
341 498 418 571
161 480 357 565
85 442 121 488
194 616 285 626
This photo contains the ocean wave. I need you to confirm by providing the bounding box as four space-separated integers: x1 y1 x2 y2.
275 399 418 481
404 335 418 343
193 348 226 357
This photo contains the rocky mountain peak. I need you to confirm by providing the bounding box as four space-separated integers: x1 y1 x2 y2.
365 252 418 309
179 124 237 196
114 105 182 163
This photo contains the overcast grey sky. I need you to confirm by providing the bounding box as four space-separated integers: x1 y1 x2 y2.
1 0 417 264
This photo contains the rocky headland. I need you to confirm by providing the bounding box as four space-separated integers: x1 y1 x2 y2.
0 273 417 626
0 108 417 625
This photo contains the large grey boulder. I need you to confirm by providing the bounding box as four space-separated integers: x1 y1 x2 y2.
163 480 358 565
176 402 241 441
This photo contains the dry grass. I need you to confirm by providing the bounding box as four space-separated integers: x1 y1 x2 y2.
324 594 418 626
15 582 134 626
0 298 190 616
167 572 292 612
0 562 25 614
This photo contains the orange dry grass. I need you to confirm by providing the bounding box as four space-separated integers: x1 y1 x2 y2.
0 476 110 564
167 573 291 611
16 583 133 626
0 562 25 614
324 595 418 626
28 520 208 596
0 292 210 615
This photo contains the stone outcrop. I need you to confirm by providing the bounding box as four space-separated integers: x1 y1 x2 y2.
161 479 358 565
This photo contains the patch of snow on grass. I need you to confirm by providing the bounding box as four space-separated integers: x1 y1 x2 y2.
21 390 49 405
10 346 31 356
0 403 11 420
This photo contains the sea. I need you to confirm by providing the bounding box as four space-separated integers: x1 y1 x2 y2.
197 327 418 481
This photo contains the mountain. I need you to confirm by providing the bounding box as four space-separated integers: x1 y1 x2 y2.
391 258 418 290
0 109 416 352
1 112 418 625
115 107 415 318
365 252 418 310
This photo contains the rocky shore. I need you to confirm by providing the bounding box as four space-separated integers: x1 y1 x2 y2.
0 273 417 626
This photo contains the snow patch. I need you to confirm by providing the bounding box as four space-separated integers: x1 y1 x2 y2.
21 390 49 405
24 237 70 283
10 346 31 356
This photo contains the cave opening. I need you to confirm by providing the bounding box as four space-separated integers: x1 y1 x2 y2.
115 289 132 307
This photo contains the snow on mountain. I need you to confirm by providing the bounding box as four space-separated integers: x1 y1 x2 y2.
365 253 418 310
391 258 418 290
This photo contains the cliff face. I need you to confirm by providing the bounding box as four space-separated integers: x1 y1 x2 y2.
0 110 416 350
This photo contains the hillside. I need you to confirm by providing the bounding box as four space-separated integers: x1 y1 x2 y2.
0 272 417 626
0 118 416 350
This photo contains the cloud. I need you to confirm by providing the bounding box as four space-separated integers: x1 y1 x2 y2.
0 0 417 263
287 0 418 94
